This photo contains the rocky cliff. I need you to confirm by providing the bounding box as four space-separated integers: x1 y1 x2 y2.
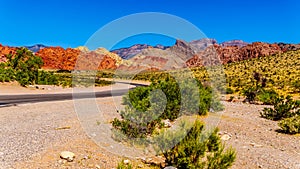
36 47 124 70
277 43 300 52
186 42 283 67
36 47 80 70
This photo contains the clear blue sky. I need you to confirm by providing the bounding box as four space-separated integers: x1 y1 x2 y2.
0 0 299 49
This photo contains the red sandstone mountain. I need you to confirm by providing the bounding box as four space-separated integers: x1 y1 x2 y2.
36 47 124 70
126 40 283 69
186 42 282 67
36 47 80 70
0 39 298 71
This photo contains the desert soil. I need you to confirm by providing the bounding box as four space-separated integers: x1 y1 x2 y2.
0 84 299 169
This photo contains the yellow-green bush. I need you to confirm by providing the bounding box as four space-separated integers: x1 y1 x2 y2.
278 115 300 134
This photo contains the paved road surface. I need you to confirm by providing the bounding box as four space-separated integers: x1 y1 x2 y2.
0 82 147 107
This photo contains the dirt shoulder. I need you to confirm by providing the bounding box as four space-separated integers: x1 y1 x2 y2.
218 101 300 169
0 93 299 168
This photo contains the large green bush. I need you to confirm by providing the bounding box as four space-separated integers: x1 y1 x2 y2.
257 89 279 105
111 76 235 168
112 77 223 138
37 70 59 85
155 120 236 169
0 48 47 86
7 48 43 86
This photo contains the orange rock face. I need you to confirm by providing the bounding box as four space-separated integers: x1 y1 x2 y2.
36 47 119 70
75 51 118 70
0 44 16 62
36 47 80 70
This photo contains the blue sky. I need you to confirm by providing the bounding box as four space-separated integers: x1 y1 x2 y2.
0 0 299 49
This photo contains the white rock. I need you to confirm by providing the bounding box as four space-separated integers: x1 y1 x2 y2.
164 166 178 169
60 151 75 162
250 143 263 148
162 119 172 128
221 134 231 141
123 159 131 164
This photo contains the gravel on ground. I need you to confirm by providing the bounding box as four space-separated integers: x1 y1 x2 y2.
0 89 299 168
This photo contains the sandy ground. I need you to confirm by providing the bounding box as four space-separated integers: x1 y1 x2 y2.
0 83 299 169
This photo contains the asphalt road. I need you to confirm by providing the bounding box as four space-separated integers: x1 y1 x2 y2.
0 82 147 107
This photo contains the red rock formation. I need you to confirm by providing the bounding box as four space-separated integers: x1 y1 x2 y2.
277 43 300 52
0 44 16 62
36 47 119 70
186 42 282 67
75 51 118 70
36 47 80 70
238 42 282 61
0 41 288 71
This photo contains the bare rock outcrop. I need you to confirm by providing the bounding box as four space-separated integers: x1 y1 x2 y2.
186 42 283 67
36 47 123 70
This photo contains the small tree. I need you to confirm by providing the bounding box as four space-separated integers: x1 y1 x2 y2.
242 71 278 104
260 95 300 121
7 48 43 86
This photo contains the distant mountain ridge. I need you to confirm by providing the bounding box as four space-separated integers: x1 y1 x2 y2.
111 44 168 59
25 44 48 53
220 40 248 48
111 39 247 60
0 39 299 71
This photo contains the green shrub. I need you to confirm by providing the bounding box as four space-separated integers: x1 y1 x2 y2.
117 160 133 169
112 77 222 139
37 70 59 85
0 67 15 82
292 80 300 92
95 79 114 86
155 120 236 169
260 95 300 121
6 48 43 86
257 89 279 105
241 87 257 103
226 87 234 94
278 115 300 134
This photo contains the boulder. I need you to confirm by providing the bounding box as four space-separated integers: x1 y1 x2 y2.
60 151 75 162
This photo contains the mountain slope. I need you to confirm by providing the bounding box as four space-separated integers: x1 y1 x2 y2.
111 44 168 60
36 47 125 70
25 44 48 53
